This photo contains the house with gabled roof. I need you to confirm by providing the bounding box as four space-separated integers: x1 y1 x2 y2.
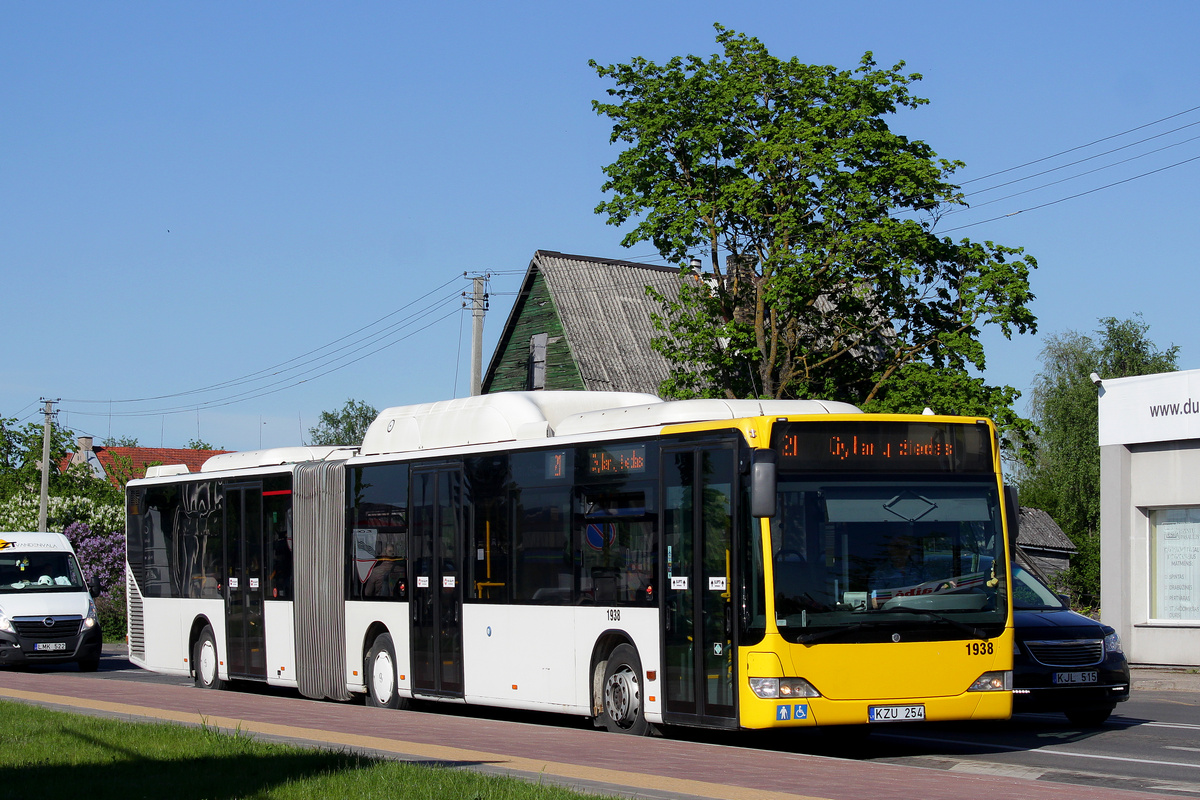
481 250 682 396
1014 506 1077 586
62 436 230 488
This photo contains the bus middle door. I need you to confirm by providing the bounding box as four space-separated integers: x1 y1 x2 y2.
410 465 465 697
224 482 267 680
661 442 738 729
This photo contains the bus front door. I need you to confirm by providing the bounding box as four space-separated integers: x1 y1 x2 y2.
224 483 267 680
662 443 738 728
410 466 464 697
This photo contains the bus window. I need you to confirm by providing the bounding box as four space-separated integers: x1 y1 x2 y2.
576 485 656 605
348 464 409 601
466 455 509 603
512 487 571 603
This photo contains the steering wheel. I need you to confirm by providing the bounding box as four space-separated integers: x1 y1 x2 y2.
774 549 805 564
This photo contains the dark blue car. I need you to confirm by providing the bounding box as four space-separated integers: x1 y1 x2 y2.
1011 564 1130 726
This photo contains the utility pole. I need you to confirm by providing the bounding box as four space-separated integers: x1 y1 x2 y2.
37 399 55 532
470 274 489 396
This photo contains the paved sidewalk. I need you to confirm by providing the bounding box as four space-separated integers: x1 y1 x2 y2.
3 655 1193 800
1130 665 1200 692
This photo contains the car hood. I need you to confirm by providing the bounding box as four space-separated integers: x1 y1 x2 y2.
0 591 92 619
1014 608 1111 639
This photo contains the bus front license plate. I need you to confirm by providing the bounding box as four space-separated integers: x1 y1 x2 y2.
1053 671 1098 685
868 704 925 722
34 642 66 652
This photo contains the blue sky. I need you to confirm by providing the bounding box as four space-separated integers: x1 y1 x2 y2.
3 2 1197 452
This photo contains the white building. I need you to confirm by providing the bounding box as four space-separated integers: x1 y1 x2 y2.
1099 368 1200 666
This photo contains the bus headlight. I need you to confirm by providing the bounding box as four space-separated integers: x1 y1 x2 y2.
749 677 821 699
0 610 12 633
1104 632 1123 654
967 670 1012 692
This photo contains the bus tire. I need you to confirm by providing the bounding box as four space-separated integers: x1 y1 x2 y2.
366 633 407 709
193 626 224 690
599 644 650 735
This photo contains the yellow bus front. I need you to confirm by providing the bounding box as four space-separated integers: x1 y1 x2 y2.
737 414 1013 728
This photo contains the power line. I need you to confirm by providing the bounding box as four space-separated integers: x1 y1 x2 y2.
60 275 465 405
947 131 1200 215
63 304 463 419
60 281 468 420
940 152 1200 234
965 119 1200 197
960 103 1200 185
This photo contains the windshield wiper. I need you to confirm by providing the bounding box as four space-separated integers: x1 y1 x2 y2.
795 623 868 645
876 606 989 640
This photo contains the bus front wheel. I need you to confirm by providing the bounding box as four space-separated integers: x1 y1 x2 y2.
600 644 650 735
193 626 224 690
366 633 408 709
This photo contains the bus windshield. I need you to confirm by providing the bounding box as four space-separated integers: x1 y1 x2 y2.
0 551 87 593
769 478 1007 644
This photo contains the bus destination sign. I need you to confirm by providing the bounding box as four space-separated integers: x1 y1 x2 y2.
588 444 647 476
772 421 993 473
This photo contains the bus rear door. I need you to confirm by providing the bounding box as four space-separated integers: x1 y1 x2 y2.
411 465 465 697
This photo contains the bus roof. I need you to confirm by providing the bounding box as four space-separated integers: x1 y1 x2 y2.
360 391 862 457
360 391 661 456
555 398 862 437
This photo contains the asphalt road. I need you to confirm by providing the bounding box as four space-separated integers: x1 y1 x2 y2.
2 645 1198 800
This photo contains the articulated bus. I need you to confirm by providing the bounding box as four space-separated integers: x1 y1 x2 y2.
125 391 1014 733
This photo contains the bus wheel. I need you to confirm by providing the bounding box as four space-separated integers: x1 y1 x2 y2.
193 626 224 690
600 644 649 735
366 633 407 709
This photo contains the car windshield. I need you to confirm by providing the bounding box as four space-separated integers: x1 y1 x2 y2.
768 478 1008 643
1011 564 1066 610
0 552 87 592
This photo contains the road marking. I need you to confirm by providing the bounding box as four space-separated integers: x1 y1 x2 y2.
882 732 1200 771
948 762 1047 779
0 686 829 800
1165 746 1200 753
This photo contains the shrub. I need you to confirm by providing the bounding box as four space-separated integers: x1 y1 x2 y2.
62 522 127 642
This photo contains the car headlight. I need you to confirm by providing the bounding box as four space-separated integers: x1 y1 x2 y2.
82 599 98 629
1104 632 1123 654
0 610 12 634
749 677 822 699
967 670 1012 692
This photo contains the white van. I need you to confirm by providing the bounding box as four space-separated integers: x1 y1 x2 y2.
0 532 103 671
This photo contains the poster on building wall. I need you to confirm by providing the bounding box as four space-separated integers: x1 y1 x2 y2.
1154 518 1200 621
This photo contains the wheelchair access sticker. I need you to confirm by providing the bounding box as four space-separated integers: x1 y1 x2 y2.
776 704 809 721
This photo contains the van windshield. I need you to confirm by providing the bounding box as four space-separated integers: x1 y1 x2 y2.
0 552 87 592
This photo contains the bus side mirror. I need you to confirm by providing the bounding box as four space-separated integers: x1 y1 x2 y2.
1004 485 1020 542
751 450 777 518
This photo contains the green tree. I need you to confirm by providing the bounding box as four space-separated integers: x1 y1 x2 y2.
1019 315 1178 605
591 25 1037 445
0 417 120 506
187 437 218 450
308 399 379 446
101 434 139 447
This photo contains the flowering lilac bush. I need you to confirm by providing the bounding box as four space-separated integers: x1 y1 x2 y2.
63 521 127 641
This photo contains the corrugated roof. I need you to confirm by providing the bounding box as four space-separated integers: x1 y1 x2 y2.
485 250 683 395
1017 507 1077 553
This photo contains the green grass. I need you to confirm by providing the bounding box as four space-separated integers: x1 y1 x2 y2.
0 700 616 800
